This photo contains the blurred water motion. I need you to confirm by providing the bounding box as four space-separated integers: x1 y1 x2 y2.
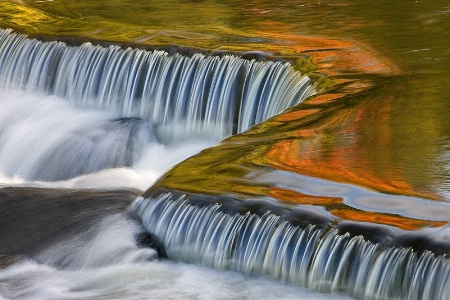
0 0 450 299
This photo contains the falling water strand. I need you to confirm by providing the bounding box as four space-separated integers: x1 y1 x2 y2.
129 193 450 300
0 29 315 139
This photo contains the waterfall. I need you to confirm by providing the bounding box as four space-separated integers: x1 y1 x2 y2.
0 28 315 180
6 27 443 300
0 29 315 140
130 192 450 300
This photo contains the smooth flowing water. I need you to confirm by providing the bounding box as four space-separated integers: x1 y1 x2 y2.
0 31 328 299
0 0 449 299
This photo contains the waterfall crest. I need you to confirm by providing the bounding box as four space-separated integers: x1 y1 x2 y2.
0 29 315 139
130 192 450 300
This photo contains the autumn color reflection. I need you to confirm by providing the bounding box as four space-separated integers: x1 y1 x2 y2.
152 34 445 231
4 0 446 232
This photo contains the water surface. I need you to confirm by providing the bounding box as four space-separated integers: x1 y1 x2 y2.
0 0 449 299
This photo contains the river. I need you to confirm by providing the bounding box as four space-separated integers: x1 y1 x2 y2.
0 1 449 299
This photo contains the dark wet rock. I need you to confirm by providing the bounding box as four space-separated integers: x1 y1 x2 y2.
136 232 167 259
28 118 156 181
0 187 140 257
388 232 450 257
336 221 399 245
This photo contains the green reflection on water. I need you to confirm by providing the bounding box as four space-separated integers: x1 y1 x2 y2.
1 0 450 198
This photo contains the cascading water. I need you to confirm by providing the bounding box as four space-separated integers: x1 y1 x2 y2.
0 29 315 141
1 26 445 300
0 28 346 299
0 28 314 182
130 191 450 300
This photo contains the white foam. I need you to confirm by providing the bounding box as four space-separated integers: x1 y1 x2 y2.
0 88 215 190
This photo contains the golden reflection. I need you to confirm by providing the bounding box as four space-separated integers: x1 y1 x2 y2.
0 0 395 80
0 2 54 31
151 79 444 230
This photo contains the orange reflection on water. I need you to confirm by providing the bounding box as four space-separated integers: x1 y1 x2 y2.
269 186 342 206
266 138 416 197
274 108 322 123
331 209 447 231
264 91 439 202
306 47 399 76
253 30 398 76
301 93 346 106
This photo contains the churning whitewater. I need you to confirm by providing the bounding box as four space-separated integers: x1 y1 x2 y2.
0 89 216 186
0 210 351 300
